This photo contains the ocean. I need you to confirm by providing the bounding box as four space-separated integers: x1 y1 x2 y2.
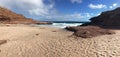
37 21 89 28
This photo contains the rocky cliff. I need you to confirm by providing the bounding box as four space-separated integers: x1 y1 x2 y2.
0 7 51 24
82 7 120 26
65 7 120 38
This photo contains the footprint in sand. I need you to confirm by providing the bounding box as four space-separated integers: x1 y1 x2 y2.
52 30 57 32
0 40 7 45
35 33 39 36
0 40 7 52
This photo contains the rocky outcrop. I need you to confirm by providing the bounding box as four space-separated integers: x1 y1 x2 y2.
66 7 120 38
65 26 114 38
0 7 51 24
82 7 120 26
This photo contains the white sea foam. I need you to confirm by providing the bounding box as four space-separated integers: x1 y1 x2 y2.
38 23 82 28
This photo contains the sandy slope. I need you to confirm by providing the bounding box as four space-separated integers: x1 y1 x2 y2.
0 25 120 57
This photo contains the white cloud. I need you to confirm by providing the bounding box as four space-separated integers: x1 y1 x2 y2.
0 0 90 21
88 3 107 9
41 13 93 21
113 3 117 7
109 3 118 9
71 0 82 3
43 13 84 21
0 0 56 16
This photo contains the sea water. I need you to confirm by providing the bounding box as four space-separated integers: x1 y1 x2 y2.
38 23 82 28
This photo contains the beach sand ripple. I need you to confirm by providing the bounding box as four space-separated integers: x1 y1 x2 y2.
0 25 120 57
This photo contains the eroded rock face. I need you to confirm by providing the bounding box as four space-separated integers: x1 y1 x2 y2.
83 7 120 26
0 7 51 24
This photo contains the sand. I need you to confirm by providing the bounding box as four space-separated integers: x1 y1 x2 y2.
0 24 120 57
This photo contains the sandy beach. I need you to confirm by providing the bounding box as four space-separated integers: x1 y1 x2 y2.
0 24 120 57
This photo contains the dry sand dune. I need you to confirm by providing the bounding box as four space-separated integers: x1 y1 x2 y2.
0 25 120 57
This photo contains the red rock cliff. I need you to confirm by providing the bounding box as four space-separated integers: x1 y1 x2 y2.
0 7 51 24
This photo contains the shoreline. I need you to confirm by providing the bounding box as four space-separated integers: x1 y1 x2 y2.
36 22 82 28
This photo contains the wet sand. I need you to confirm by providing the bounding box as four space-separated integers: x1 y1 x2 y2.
0 24 120 57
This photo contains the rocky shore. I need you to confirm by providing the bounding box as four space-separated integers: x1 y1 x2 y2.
66 7 120 38
82 7 120 27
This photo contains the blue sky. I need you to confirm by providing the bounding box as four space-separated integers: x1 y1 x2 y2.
0 0 119 21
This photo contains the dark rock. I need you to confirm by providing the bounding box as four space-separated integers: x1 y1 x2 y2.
65 26 78 32
66 26 115 38
81 7 120 26
66 7 120 38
